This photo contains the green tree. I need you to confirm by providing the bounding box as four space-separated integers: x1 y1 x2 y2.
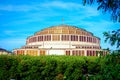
103 29 120 49
83 0 120 22
83 0 120 49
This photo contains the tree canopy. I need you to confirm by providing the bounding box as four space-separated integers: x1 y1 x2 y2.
83 0 120 22
83 0 120 50
103 29 120 49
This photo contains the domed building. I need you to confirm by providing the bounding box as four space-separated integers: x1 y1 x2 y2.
13 25 108 56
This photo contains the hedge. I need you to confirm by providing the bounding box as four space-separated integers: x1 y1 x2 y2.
0 52 119 80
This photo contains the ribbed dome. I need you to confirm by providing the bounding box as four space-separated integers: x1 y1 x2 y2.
35 25 92 36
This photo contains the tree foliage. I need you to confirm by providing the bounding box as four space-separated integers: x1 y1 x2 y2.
0 55 100 80
83 0 120 22
100 52 120 79
0 54 120 80
83 0 120 49
103 29 120 49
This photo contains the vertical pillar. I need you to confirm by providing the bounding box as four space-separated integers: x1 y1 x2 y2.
60 34 61 41
70 50 72 56
36 36 38 42
84 49 87 56
51 34 52 41
43 35 44 48
24 49 27 55
38 49 40 56
48 49 49 55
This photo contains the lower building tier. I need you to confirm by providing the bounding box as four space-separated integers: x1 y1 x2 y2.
13 48 109 56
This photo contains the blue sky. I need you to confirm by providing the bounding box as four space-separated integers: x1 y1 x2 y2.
0 0 119 51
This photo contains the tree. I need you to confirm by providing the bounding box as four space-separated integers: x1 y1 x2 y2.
83 0 120 22
103 29 120 49
83 0 120 49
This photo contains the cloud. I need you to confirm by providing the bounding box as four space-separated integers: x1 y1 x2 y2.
2 19 39 26
0 1 98 14
41 1 83 10
0 4 40 11
41 1 99 17
83 6 100 17
1 1 100 27
4 30 18 34
1 1 118 51
1 30 34 39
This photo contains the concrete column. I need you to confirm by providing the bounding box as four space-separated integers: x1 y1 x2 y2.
24 49 27 55
70 50 72 56
47 49 49 55
43 35 44 48
51 34 52 41
60 34 61 41
38 49 40 56
84 49 87 56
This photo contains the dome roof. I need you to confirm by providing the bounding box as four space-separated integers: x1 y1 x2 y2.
35 25 93 36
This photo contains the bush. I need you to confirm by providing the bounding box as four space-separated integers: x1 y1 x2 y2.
0 53 119 80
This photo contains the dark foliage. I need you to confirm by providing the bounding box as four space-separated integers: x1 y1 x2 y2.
0 54 119 80
103 29 120 49
83 0 120 22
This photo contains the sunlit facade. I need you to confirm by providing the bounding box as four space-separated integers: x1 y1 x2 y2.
0 48 12 55
13 25 108 56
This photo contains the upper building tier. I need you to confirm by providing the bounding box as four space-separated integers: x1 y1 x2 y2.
34 25 98 38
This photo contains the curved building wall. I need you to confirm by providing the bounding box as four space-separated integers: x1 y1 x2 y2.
13 25 108 56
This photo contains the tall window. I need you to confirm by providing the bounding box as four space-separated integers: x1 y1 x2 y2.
87 50 89 56
94 38 96 43
93 51 96 56
71 35 78 41
79 36 84 42
40 50 46 55
83 36 86 42
33 37 37 42
66 51 70 55
92 37 94 43
61 35 69 41
49 30 54 34
38 36 43 41
71 35 75 41
44 35 51 41
72 51 76 55
29 38 31 43
90 51 92 56
75 36 78 41
29 38 34 43
47 35 51 41
79 36 82 41
69 30 74 34
62 30 69 34
52 35 60 41
87 37 91 42
89 37 91 42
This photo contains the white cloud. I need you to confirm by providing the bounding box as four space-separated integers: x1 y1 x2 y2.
83 6 100 17
2 30 34 38
0 1 94 12
4 30 18 35
1 1 101 27
0 4 40 11
1 1 118 50
41 1 83 10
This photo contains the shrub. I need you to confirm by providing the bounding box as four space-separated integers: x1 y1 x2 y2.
0 53 119 80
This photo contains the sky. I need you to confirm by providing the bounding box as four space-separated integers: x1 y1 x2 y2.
0 0 119 51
